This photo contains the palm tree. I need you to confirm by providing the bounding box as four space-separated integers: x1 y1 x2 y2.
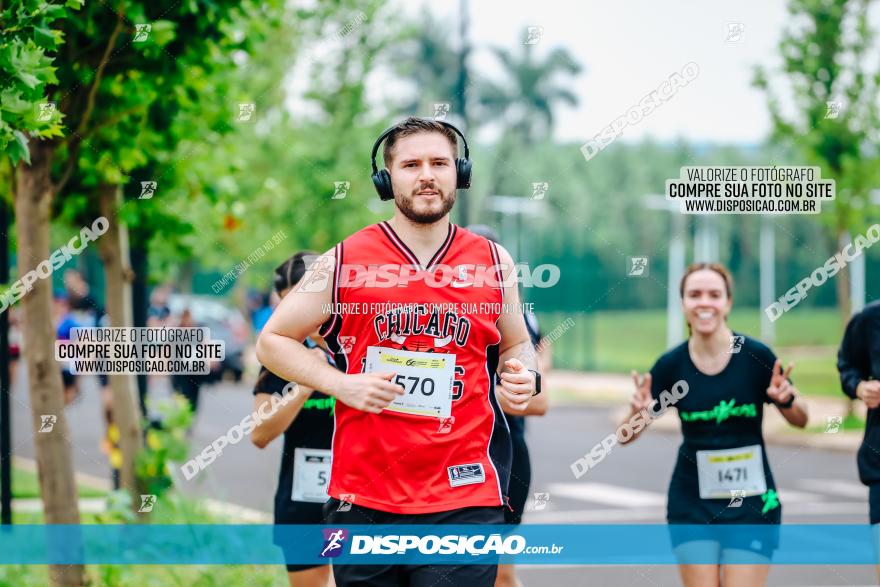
476 30 582 193
392 8 461 116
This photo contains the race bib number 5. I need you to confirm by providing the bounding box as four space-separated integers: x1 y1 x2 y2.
696 444 767 500
292 448 332 503
364 346 455 418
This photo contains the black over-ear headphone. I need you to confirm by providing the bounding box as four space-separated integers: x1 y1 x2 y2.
370 119 472 201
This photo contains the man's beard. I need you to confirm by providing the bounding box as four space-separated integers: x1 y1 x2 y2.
395 185 456 224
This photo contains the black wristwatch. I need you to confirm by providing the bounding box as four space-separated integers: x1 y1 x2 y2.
774 393 795 409
528 369 542 396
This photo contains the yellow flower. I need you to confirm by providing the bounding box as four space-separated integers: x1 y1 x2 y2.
146 430 161 450
110 448 123 469
107 424 120 444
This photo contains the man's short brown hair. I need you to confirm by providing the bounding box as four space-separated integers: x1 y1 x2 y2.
382 117 459 168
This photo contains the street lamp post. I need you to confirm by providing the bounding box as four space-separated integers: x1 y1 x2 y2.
643 195 686 349
760 216 776 344
484 195 545 263
694 215 719 263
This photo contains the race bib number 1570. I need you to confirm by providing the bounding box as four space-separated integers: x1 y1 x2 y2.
364 346 455 418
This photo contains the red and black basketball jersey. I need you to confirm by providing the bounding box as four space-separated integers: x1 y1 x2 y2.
319 222 511 514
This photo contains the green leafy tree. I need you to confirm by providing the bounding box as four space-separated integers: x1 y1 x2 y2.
42 0 263 515
1 3 84 585
155 0 403 288
0 0 78 164
7 1 297 533
754 0 880 321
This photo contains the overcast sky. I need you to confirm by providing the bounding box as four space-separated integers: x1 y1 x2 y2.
289 1 879 147
424 0 788 146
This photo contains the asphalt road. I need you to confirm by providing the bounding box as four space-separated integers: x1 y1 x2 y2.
8 371 879 586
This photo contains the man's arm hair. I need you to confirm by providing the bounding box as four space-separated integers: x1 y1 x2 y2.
502 339 538 372
493 243 537 373
255 248 343 394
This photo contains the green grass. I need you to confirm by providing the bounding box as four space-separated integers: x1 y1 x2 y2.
11 466 107 499
777 348 841 397
537 308 849 397
804 412 865 434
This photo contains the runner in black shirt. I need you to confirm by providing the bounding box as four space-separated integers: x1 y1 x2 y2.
466 224 549 587
837 301 880 515
621 263 808 587
836 300 880 581
251 251 337 587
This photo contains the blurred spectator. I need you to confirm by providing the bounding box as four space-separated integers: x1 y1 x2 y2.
249 290 273 333
171 308 208 415
148 284 172 326
64 269 104 325
54 291 80 405
8 307 21 390
64 268 115 474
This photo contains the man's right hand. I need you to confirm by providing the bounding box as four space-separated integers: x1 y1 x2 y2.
856 380 880 409
335 372 406 414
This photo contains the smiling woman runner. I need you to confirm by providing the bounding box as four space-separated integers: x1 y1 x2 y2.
620 262 808 587
251 251 337 587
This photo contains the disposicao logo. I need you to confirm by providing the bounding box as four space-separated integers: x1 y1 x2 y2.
320 529 348 558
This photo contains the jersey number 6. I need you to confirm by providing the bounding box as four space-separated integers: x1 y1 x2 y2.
452 365 465 401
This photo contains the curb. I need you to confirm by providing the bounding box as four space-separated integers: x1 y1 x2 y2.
545 371 866 453
607 405 864 453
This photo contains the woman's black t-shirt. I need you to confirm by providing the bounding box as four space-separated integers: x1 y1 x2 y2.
253 341 336 524
649 333 783 525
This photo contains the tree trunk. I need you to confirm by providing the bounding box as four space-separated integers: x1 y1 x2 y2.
96 183 144 510
15 140 85 586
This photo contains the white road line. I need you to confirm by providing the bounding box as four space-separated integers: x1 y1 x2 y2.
526 507 665 523
526 502 868 524
203 498 272 523
13 497 108 514
776 489 828 503
547 483 666 508
798 478 869 500
783 502 868 516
